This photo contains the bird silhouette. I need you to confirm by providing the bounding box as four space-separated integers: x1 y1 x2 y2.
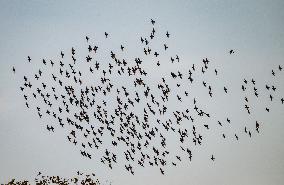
166 31 170 38
229 49 234 54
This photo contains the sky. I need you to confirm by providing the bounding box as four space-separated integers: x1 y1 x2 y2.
0 0 284 185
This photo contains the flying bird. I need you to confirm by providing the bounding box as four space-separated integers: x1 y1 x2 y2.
229 49 234 54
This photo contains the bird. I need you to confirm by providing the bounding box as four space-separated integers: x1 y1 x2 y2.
224 87 228 93
272 70 275 76
164 44 168 50
229 49 234 54
90 67 94 73
269 94 273 101
214 69 218 75
88 45 92 52
176 55 180 62
272 86 276 91
154 52 159 57
256 121 260 133
86 55 92 62
160 168 164 175
235 134 239 140
60 51 64 58
72 47 75 55
226 118 231 123
166 31 170 38
12 66 15 73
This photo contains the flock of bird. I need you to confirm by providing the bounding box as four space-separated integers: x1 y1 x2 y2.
12 19 283 177
3 171 101 185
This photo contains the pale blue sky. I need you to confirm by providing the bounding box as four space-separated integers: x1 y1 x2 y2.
0 1 284 185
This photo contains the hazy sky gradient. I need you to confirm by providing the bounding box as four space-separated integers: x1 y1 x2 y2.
0 1 284 185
